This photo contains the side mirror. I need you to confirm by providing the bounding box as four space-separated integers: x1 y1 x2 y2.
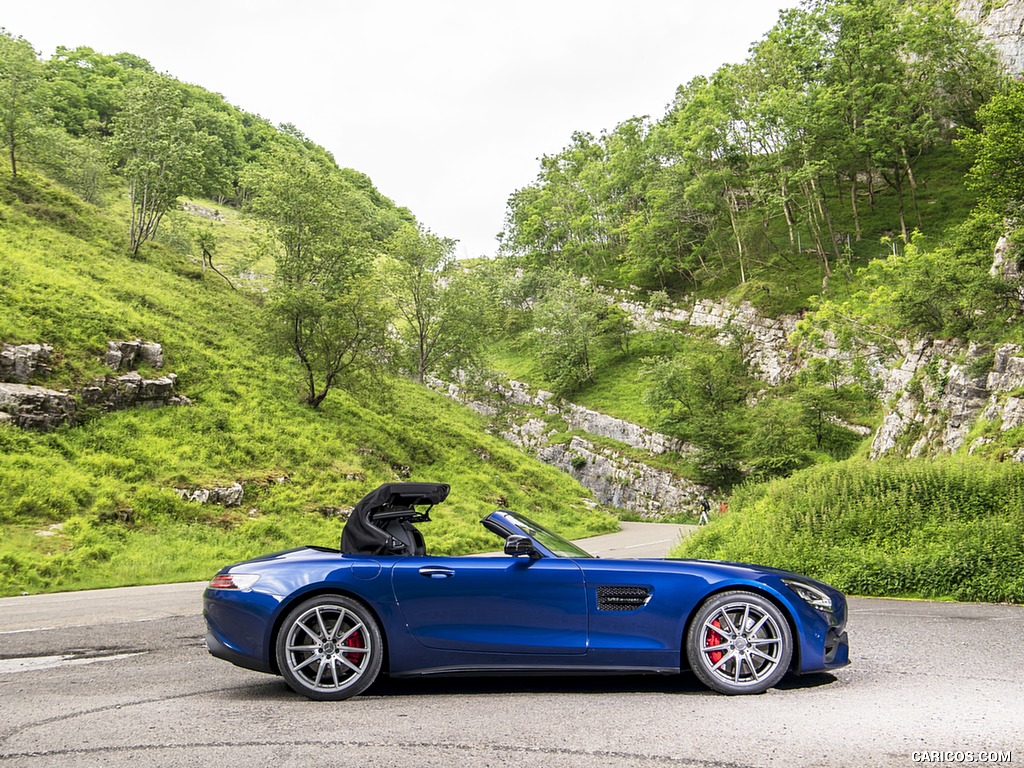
504 535 539 559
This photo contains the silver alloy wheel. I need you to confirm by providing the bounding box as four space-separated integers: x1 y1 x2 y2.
686 590 793 695
276 595 383 700
698 600 783 687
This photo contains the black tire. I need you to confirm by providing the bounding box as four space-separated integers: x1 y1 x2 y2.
685 590 793 695
275 594 383 701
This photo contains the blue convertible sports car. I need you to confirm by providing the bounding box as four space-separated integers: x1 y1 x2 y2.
204 482 849 700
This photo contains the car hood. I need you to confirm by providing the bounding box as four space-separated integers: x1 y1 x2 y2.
589 555 841 593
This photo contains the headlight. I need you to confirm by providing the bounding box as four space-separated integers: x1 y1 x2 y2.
783 579 833 612
208 573 261 591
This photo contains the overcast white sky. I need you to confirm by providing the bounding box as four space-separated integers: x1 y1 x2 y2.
3 1 792 258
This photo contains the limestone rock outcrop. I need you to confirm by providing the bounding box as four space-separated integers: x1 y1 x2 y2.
0 343 54 384
182 202 224 221
104 339 164 371
959 0 1024 75
990 236 1020 281
87 339 188 412
871 342 1024 459
0 382 77 431
562 402 686 455
174 483 244 507
428 375 707 519
539 436 707 518
615 293 837 386
0 338 189 431
82 371 191 412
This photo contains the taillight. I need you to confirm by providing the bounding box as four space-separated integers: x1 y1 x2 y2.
208 573 260 591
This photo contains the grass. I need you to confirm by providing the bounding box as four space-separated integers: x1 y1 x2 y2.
489 331 683 432
158 197 274 285
0 171 616 596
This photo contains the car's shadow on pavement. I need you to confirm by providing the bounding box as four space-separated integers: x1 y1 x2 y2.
223 670 839 701
366 674 703 698
366 670 840 698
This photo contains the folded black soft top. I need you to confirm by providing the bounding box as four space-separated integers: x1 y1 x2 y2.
340 482 450 555
354 482 450 515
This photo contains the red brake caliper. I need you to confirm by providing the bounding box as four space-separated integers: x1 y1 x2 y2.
343 630 364 664
706 618 724 664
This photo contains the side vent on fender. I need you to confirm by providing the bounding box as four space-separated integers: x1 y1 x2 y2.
597 586 651 612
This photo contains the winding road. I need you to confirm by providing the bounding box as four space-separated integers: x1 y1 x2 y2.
1 524 1021 767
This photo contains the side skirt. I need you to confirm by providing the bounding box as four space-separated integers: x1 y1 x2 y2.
390 664 679 678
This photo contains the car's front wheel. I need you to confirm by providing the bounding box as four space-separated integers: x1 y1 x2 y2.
276 594 383 701
686 590 793 695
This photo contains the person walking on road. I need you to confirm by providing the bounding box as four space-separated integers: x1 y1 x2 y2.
698 496 710 525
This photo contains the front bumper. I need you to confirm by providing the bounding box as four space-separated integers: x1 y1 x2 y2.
786 581 850 674
823 627 850 668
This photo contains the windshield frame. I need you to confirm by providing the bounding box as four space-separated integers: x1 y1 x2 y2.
489 510 595 559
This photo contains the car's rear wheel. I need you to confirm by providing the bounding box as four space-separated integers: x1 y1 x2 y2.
686 590 792 695
276 594 383 701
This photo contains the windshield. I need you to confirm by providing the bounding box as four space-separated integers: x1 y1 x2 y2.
501 511 595 559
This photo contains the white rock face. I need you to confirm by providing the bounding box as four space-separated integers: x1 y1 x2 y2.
174 482 244 507
0 343 53 383
538 437 707 518
562 402 686 455
615 292 891 387
870 342 1024 459
620 274 1023 461
427 375 705 518
959 0 1024 75
433 232 1024 506
990 236 1020 280
501 417 550 451
0 382 77 431
104 339 164 371
81 371 192 412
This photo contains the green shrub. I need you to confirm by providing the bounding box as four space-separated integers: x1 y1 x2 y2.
675 458 1024 603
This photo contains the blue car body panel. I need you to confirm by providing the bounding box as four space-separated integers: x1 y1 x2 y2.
204 511 849 682
391 556 588 656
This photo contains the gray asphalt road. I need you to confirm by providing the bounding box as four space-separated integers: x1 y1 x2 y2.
575 522 695 559
1 527 1021 767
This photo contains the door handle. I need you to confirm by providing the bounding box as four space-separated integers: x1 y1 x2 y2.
418 566 455 579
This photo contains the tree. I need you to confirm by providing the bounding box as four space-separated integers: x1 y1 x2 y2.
176 80 248 201
242 139 367 285
0 30 44 178
266 280 388 408
959 79 1024 221
812 0 998 243
194 226 234 290
642 341 750 486
29 125 113 203
107 74 213 255
500 131 608 276
667 69 756 284
382 223 485 383
746 398 815 480
242 138 386 407
41 46 152 137
531 275 632 396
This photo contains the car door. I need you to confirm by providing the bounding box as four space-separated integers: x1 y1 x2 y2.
390 555 588 655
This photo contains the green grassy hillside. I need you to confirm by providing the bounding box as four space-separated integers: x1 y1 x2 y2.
0 173 615 596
